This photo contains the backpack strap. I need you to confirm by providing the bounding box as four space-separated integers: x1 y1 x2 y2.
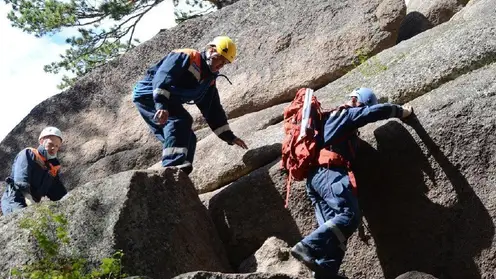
317 146 358 196
285 175 293 208
318 104 361 196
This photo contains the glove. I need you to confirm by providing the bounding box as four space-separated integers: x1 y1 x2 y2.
22 191 35 206
401 104 414 119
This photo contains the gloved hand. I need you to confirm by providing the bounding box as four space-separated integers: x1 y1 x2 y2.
401 104 414 119
22 191 35 206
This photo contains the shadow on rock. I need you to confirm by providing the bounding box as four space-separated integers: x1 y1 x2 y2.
354 119 494 279
203 159 304 269
396 11 433 44
241 143 283 167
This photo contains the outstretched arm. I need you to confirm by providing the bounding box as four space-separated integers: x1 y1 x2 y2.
196 86 247 149
323 103 412 146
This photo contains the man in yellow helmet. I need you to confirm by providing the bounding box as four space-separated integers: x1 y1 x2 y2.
132 36 248 174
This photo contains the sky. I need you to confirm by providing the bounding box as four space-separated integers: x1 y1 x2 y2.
0 0 180 141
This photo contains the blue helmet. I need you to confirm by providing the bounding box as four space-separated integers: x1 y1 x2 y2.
349 87 378 106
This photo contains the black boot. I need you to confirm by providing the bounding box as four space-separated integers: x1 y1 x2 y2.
175 161 193 175
291 242 319 272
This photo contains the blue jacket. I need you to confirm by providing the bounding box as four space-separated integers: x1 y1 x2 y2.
133 48 236 143
6 145 67 202
321 103 404 162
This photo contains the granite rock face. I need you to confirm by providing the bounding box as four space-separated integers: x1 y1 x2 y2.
1 0 495 278
0 0 405 190
0 169 231 278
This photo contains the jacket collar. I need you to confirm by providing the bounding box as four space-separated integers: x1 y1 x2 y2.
37 145 48 160
200 51 218 78
36 145 60 163
200 51 233 85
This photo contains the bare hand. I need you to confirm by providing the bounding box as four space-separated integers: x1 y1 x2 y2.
401 104 414 119
232 138 248 149
154 109 169 125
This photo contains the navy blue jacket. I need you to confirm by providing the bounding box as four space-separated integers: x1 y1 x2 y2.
322 103 404 162
133 49 236 143
7 145 67 202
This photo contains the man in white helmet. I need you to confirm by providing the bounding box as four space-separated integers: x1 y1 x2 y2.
1 127 67 215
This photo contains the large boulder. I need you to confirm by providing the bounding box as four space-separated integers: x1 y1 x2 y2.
314 15 496 108
190 103 285 193
205 0 405 120
407 0 469 26
346 61 496 279
0 169 231 278
238 236 312 277
451 0 495 22
199 159 313 267
0 0 406 190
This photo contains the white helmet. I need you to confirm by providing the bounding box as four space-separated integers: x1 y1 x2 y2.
39 126 63 142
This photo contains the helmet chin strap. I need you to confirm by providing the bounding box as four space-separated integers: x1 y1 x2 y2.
206 47 213 62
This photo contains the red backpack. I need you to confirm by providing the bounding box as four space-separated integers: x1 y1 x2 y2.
281 88 324 181
281 88 356 207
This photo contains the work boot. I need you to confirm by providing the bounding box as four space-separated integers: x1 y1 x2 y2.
291 242 318 272
175 161 193 175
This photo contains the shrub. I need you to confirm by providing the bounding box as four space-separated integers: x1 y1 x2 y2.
10 205 128 279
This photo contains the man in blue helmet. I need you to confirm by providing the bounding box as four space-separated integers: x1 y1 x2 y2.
290 88 413 279
132 36 248 174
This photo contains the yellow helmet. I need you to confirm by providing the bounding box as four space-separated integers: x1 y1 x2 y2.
208 36 237 63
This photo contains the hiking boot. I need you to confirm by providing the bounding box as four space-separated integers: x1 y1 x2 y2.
174 161 193 175
291 242 318 272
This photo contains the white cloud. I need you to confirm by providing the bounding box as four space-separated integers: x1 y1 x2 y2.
0 3 69 141
0 0 177 142
134 0 177 42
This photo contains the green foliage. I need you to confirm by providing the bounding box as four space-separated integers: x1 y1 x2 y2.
4 0 217 89
352 48 388 77
173 0 216 23
11 205 127 279
343 48 389 93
